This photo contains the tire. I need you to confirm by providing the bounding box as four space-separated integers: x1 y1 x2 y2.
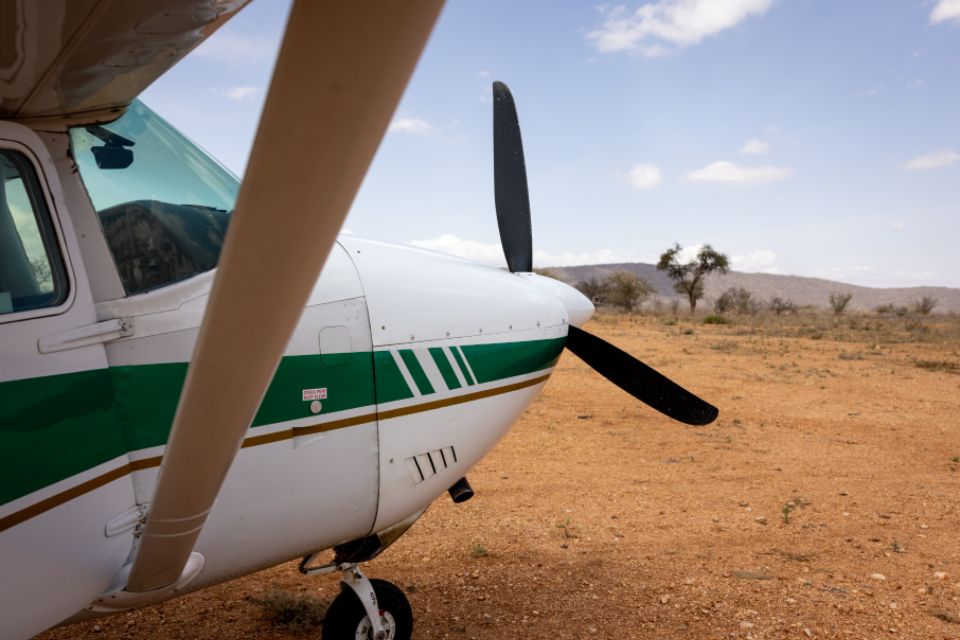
322 578 413 640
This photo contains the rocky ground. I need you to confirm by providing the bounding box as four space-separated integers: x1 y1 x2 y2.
39 312 960 640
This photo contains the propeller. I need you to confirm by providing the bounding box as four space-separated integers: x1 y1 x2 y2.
491 81 718 427
125 0 447 595
493 81 533 273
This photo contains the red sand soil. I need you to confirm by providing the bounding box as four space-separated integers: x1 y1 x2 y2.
37 314 960 640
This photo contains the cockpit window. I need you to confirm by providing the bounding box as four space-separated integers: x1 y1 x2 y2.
69 100 240 295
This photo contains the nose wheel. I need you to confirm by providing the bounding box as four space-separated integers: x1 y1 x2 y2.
321 569 412 640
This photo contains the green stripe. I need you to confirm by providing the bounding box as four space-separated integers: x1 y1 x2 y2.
461 337 566 384
373 351 415 404
429 347 461 390
399 349 435 395
1 337 565 508
450 347 475 386
0 369 127 506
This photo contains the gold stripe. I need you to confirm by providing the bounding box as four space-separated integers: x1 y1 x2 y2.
378 373 551 421
130 457 162 472
0 373 550 534
0 465 131 534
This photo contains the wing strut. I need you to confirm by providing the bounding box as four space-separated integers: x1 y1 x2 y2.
123 0 446 595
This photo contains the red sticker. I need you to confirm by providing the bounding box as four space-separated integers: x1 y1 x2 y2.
302 388 327 401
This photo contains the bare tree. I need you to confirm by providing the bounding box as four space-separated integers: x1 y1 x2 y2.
828 291 853 315
28 257 53 292
603 268 655 313
913 296 938 315
657 243 730 312
574 277 608 305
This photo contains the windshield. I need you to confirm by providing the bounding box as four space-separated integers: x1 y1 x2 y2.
70 100 240 295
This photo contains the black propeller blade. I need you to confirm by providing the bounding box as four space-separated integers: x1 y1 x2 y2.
493 81 533 273
565 325 719 426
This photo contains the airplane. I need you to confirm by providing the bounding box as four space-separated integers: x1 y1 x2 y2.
0 1 718 638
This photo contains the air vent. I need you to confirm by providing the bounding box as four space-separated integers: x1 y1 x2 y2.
405 446 457 485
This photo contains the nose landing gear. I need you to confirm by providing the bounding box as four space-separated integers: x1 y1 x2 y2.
322 569 412 640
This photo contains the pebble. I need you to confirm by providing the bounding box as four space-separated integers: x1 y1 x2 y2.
870 573 886 581
804 628 813 637
934 572 949 581
660 595 671 604
589 627 597 634
93 626 101 633
740 621 755 630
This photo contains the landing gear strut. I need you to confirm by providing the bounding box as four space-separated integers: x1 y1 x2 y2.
300 554 412 640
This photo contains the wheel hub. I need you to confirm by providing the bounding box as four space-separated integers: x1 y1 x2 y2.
355 610 396 640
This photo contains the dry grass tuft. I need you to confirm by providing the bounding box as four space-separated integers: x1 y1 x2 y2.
250 584 329 633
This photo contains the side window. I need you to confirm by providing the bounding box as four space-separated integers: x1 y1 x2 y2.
0 149 68 316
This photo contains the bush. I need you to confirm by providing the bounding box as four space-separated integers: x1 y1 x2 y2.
574 277 608 305
603 268 655 313
768 297 796 315
913 296 938 315
715 287 753 315
703 315 730 325
828 291 853 315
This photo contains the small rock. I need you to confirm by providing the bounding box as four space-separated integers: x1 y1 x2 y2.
889 602 897 609
660 595 671 604
870 573 886 581
93 626 102 633
786 598 797 604
483 613 490 619
934 572 948 581
740 621 755 630
756 516 767 524
679 624 687 630
471 572 479 579
920 524 929 530
804 628 813 637
589 627 597 634
918 587 927 595
533 611 539 616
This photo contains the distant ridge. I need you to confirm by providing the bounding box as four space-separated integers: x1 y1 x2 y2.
547 263 960 313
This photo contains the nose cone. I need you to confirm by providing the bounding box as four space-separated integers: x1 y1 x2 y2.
517 273 594 328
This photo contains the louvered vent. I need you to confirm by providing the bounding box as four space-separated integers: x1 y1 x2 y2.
405 446 457 485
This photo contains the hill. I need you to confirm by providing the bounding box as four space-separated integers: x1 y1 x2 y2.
547 263 960 313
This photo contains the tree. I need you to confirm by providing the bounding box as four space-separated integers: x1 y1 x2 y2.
602 268 655 313
656 243 729 312
828 291 853 315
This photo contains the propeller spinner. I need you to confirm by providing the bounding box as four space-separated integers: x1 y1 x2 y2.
491 81 719 427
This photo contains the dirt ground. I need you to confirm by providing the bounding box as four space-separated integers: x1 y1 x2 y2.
39 312 960 640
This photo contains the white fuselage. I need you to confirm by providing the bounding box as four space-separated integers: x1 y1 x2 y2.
0 117 593 638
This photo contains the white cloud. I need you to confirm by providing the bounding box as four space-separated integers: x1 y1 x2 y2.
761 124 778 135
930 0 960 25
388 117 434 135
732 249 778 272
675 243 704 264
587 0 773 55
224 86 260 100
625 164 663 189
740 138 769 154
408 234 652 268
478 71 491 77
857 88 879 96
889 222 904 230
687 161 792 187
900 149 959 170
193 31 277 65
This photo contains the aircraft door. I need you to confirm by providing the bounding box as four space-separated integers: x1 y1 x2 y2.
0 125 135 637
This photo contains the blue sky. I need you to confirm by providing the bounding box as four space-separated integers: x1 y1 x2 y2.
141 0 960 288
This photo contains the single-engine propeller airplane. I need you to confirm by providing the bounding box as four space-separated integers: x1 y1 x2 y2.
0 1 718 638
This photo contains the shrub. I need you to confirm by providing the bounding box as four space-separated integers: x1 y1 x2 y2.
715 287 753 315
913 296 938 315
574 277 608 305
768 297 796 315
603 269 655 313
703 315 730 325
828 291 853 315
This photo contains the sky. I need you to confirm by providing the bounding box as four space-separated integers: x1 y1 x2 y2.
141 0 960 289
